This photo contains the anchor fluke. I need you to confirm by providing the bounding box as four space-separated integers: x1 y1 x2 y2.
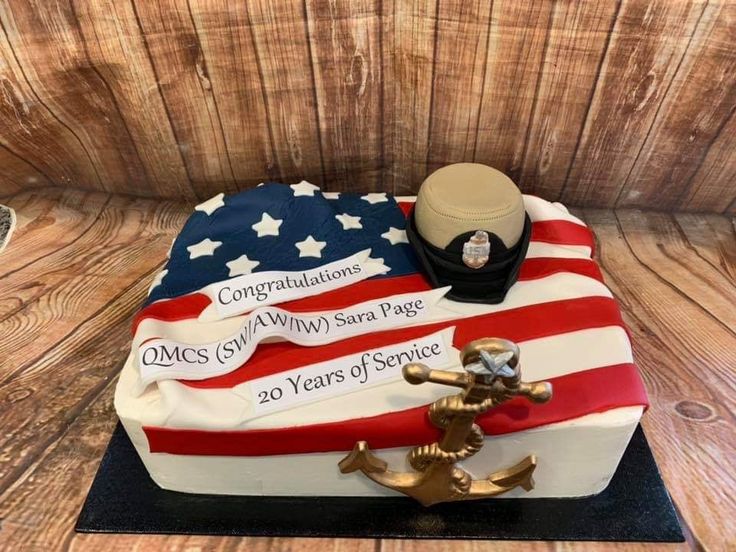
487 455 537 492
338 441 387 474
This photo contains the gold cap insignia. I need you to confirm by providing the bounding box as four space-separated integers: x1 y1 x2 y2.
462 230 490 269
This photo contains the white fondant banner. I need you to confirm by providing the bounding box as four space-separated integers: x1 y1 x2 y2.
137 288 449 386
199 250 387 321
250 328 454 415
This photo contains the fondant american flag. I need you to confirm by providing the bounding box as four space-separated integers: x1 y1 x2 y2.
134 183 648 456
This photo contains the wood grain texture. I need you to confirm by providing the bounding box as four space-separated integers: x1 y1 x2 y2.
306 0 384 191
424 0 493 174
680 105 736 214
1 0 735 211
382 540 690 552
518 1 620 200
616 1 736 211
0 6 98 191
0 0 190 198
0 145 51 195
614 209 736 329
473 1 554 182
247 0 325 186
0 193 184 370
580 208 736 551
185 0 276 187
0 192 187 508
561 0 708 207
130 0 239 196
0 188 91 277
383 0 436 195
674 212 736 281
70 0 196 199
0 191 734 549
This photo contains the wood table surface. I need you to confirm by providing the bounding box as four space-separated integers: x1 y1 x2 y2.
0 188 733 551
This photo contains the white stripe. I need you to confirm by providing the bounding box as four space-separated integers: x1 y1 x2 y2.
522 195 585 225
432 272 610 319
119 325 631 430
525 241 591 259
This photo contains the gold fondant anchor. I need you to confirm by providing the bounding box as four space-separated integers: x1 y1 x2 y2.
339 338 553 506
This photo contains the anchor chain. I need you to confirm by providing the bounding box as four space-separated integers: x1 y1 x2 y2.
409 395 494 471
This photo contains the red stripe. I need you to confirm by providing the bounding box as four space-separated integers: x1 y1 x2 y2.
530 220 595 254
397 201 413 217
276 274 429 313
518 257 602 283
133 293 212 334
182 295 624 389
132 257 603 333
143 362 648 456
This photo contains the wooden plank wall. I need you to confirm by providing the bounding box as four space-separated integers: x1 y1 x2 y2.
0 0 734 213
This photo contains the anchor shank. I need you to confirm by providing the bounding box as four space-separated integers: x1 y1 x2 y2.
439 414 477 452
438 380 490 452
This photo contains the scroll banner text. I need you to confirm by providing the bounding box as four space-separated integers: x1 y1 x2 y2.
199 249 387 321
250 328 454 415
138 288 449 386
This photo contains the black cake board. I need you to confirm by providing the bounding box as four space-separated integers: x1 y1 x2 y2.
75 423 683 542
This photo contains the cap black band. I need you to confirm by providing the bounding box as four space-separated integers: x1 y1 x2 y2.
406 209 531 304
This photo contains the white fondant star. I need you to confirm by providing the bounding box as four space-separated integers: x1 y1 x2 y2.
295 235 327 258
361 192 388 204
148 269 167 295
226 254 260 277
322 191 340 200
381 227 408 245
257 182 265 187
187 238 222 259
335 213 363 230
252 213 283 237
290 180 320 197
194 193 225 216
166 237 175 259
